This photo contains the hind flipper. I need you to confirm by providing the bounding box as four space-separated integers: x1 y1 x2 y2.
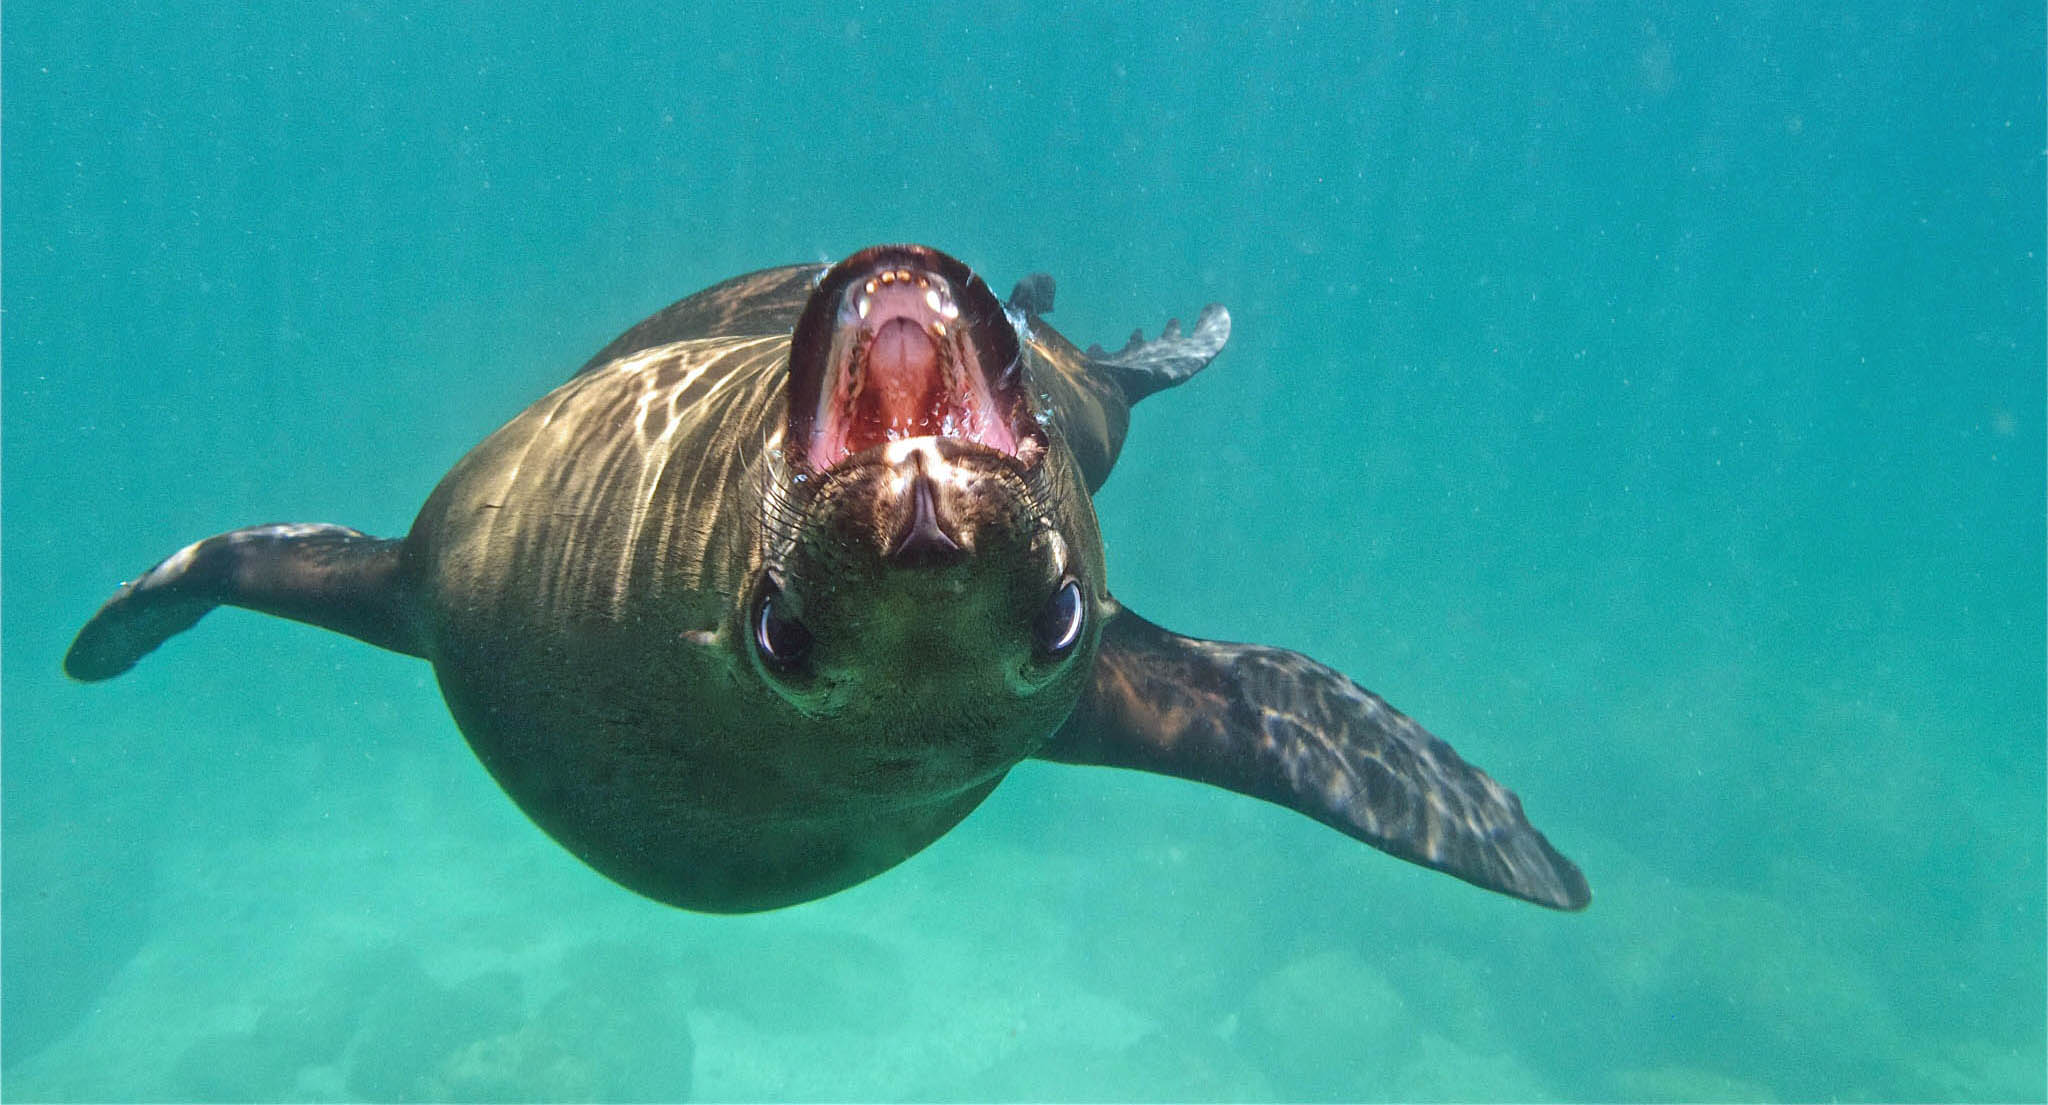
1038 600 1590 911
1007 272 1058 316
65 523 424 682
1084 303 1231 404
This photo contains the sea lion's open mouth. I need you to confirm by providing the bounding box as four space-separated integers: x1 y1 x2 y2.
788 245 1042 473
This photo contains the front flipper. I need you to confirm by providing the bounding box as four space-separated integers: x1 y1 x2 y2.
1039 602 1590 910
65 523 424 682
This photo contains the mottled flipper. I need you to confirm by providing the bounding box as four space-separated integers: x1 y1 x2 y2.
1038 602 1590 910
65 524 423 682
1007 272 1230 405
1085 304 1231 403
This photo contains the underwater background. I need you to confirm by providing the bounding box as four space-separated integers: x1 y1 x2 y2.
4 1 2042 1100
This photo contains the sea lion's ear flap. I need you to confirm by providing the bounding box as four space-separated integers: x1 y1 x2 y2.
65 523 424 681
1036 601 1591 911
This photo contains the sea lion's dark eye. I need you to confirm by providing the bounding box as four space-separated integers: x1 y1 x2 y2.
1032 578 1085 659
752 581 813 673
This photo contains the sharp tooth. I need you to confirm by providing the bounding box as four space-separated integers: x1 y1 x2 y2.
925 288 944 313
857 295 871 319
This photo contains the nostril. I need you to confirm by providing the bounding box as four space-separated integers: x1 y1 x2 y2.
887 470 963 567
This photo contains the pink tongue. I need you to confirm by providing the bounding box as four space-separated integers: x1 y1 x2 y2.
862 317 942 439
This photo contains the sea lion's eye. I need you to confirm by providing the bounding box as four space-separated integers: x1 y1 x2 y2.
752 581 813 673
1032 578 1085 660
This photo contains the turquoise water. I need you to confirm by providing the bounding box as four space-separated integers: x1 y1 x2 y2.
4 1 2042 1100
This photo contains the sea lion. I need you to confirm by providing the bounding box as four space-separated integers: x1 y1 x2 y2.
65 244 1589 912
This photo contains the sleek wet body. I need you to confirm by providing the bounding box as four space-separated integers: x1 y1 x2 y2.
67 245 1589 913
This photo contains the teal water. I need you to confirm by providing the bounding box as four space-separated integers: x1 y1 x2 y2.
4 1 2042 1100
